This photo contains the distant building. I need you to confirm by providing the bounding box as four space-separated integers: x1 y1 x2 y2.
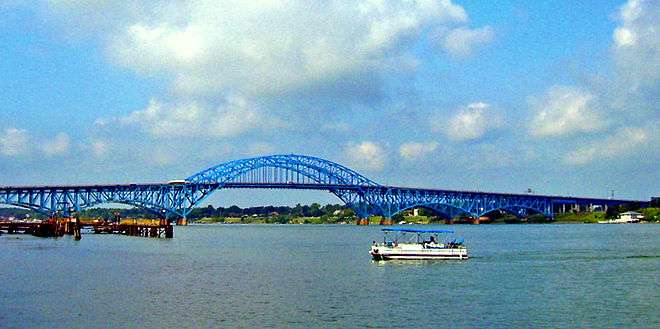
619 211 643 222
599 211 644 224
651 197 659 207
413 208 420 216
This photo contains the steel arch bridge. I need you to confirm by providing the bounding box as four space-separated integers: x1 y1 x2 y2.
0 154 646 221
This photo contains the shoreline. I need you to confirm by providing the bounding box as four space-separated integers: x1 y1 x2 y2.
190 220 659 225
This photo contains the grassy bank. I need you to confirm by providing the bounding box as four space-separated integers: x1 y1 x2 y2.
189 208 660 225
640 208 660 221
554 212 606 223
194 215 355 224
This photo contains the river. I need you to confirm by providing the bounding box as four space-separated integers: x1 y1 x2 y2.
1 224 658 328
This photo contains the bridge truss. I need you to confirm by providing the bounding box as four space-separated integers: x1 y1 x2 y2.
0 154 645 220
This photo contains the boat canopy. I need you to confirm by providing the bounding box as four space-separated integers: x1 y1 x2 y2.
382 227 454 234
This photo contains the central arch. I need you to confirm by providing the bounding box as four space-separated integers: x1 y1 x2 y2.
183 154 380 217
187 154 378 186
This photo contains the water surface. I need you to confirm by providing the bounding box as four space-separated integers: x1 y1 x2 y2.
1 224 658 328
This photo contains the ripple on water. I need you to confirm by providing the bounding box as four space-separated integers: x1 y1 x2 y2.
1 224 659 329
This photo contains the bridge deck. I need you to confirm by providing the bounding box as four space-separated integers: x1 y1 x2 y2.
0 182 644 204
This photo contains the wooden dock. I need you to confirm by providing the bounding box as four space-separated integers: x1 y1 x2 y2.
90 222 173 238
0 221 58 237
0 218 173 239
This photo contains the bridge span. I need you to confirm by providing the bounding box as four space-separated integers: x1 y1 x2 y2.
0 154 647 222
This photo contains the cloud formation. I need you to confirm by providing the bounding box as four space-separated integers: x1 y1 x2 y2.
98 95 278 138
564 127 649 165
42 132 70 156
345 141 386 171
399 142 439 160
440 102 502 141
96 0 473 98
612 0 659 83
529 86 605 138
440 26 494 58
89 140 109 158
0 128 30 156
532 0 658 165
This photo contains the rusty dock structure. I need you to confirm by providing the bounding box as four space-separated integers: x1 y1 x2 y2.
91 220 173 238
0 217 174 240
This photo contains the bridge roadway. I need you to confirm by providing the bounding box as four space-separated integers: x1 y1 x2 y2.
0 182 645 220
0 154 649 220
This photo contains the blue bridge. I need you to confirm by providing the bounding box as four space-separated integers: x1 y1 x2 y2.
0 154 646 222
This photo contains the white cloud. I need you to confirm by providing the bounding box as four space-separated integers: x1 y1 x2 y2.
48 0 494 147
345 141 386 171
399 142 438 160
42 132 70 156
614 27 636 47
439 102 502 141
564 127 651 165
89 140 108 158
48 0 485 99
611 0 660 100
440 26 494 58
102 95 276 138
523 1 658 167
0 128 30 156
529 86 605 137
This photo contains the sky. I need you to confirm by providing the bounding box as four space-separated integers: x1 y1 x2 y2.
0 0 658 207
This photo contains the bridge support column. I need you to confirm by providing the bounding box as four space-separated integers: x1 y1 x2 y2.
356 218 369 225
379 218 393 225
445 217 454 225
176 217 188 226
471 217 480 225
165 224 174 238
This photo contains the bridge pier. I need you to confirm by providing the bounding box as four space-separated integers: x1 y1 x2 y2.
379 218 394 225
176 217 188 226
356 218 369 225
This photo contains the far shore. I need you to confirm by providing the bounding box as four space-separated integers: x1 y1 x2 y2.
190 212 659 225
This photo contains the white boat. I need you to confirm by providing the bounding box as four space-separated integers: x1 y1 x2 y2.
370 228 468 260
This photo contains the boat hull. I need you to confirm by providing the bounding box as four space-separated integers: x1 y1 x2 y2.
371 253 468 260
370 245 468 261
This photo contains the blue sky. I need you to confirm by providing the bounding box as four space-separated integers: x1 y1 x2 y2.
0 0 658 206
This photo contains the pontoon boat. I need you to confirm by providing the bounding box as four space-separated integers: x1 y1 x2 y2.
370 228 468 260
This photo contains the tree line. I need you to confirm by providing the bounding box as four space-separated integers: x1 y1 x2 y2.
0 203 353 221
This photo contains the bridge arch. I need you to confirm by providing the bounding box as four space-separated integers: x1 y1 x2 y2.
0 202 52 216
480 205 550 219
187 154 378 186
184 154 379 216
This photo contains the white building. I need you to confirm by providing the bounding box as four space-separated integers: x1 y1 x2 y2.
598 211 644 224
619 211 644 222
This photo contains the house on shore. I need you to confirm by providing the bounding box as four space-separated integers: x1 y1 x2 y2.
599 211 644 224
